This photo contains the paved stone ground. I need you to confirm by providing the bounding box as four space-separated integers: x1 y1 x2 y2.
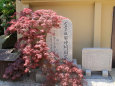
84 79 115 86
0 81 41 86
0 69 115 86
0 79 114 86
83 68 115 86
0 79 115 86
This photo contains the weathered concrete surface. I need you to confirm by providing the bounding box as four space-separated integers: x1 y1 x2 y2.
83 79 115 86
82 48 112 71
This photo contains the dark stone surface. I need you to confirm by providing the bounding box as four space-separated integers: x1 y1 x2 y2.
0 53 19 61
0 49 19 61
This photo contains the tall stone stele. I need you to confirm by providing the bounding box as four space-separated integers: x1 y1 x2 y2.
46 19 73 61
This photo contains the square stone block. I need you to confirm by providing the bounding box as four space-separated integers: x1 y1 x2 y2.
73 59 77 65
86 70 91 76
102 70 108 77
82 48 112 71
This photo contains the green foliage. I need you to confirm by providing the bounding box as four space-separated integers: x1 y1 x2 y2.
0 0 16 35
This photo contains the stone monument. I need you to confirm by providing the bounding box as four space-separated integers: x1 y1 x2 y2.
46 19 73 61
35 19 75 82
82 48 112 77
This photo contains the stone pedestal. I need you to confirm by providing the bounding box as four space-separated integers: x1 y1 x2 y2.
36 72 46 83
82 48 112 77
102 70 108 77
73 59 77 65
86 70 91 77
29 69 46 83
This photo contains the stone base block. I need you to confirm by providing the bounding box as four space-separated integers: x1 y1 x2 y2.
102 70 108 77
36 72 46 83
86 70 91 76
73 59 77 65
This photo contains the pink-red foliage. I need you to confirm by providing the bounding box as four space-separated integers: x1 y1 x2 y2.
3 8 84 86
41 56 84 86
4 8 64 79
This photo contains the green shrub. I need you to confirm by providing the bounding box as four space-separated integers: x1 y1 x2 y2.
0 0 16 35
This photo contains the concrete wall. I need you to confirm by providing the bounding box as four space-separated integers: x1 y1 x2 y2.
17 0 115 64
101 3 114 48
31 3 94 63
